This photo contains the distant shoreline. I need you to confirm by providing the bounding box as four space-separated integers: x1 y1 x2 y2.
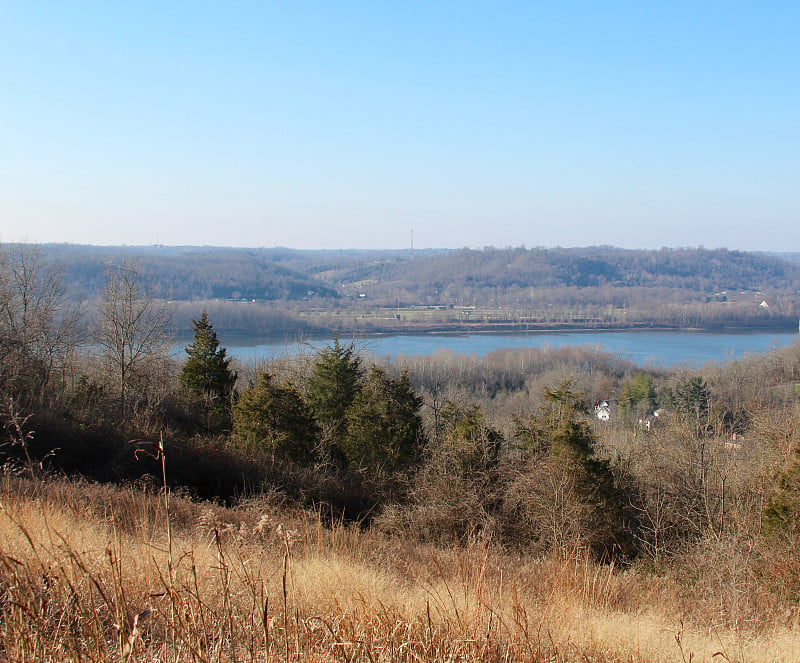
216 320 799 344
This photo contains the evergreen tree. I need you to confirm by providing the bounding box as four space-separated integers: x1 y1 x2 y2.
508 381 635 560
306 339 363 457
342 367 424 473
179 311 236 431
675 376 712 435
438 402 504 474
232 372 317 464
399 401 503 543
763 439 800 541
618 372 657 425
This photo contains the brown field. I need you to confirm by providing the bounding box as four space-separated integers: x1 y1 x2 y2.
1 474 798 663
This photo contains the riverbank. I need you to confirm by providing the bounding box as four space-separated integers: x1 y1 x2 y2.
219 319 799 344
168 294 800 340
349 320 799 336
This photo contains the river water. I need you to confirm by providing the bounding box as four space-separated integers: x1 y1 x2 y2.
220 329 800 368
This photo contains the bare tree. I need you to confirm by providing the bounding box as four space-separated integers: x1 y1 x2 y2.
0 245 82 405
97 260 171 420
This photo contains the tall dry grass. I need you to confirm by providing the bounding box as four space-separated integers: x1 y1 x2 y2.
0 473 798 662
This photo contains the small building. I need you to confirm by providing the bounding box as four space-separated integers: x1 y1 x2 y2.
595 400 610 421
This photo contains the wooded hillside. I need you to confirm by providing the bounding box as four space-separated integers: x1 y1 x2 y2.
20 243 800 335
33 244 800 300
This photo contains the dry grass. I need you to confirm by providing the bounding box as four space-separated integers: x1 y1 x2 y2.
0 474 798 662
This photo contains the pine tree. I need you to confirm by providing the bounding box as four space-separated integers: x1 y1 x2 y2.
508 381 635 560
342 367 423 473
618 372 657 425
438 402 503 474
306 339 363 458
675 376 712 436
179 311 236 431
762 438 800 541
232 372 318 464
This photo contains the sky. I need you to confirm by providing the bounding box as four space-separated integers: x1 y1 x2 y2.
1 2 799 251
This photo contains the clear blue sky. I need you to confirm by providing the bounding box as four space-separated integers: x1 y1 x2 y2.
1 2 798 251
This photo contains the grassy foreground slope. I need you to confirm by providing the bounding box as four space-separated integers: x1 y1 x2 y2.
2 475 798 663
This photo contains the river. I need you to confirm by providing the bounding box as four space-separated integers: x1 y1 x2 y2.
219 329 800 368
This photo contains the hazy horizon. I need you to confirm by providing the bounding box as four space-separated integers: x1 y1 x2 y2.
3 3 799 252
7 240 798 257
